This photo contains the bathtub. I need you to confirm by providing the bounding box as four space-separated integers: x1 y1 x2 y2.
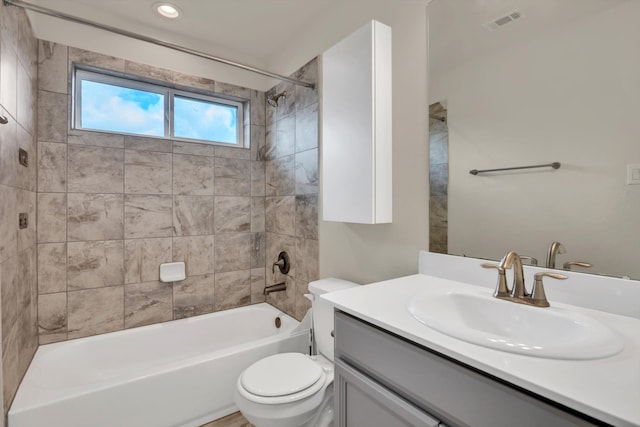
9 303 309 427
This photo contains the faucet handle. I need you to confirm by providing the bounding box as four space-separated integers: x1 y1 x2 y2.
562 261 592 271
519 256 538 266
530 272 567 307
482 263 509 297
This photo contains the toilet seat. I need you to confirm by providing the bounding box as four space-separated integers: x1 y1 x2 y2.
238 353 330 405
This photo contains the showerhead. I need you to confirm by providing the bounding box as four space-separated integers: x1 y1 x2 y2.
267 91 287 107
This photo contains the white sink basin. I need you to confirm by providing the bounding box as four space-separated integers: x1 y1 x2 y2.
407 290 624 360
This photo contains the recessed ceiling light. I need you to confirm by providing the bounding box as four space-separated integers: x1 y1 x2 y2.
154 3 181 19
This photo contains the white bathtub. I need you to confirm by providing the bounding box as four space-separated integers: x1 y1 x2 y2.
9 303 309 427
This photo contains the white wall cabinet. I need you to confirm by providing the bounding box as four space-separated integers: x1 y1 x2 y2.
321 20 392 224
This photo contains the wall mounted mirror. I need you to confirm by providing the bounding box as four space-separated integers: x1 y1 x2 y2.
428 0 640 280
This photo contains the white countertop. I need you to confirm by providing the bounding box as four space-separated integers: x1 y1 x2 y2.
322 274 640 427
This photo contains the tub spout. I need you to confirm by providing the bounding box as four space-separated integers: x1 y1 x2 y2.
264 282 286 295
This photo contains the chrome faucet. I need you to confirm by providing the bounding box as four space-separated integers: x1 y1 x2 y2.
483 251 567 307
546 241 566 268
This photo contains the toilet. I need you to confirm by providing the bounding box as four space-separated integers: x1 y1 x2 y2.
234 278 359 427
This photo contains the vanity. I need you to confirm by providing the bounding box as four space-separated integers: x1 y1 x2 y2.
323 252 640 427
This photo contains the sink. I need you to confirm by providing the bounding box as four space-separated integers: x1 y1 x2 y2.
407 290 624 360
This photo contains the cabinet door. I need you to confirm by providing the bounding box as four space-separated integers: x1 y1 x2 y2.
335 360 440 427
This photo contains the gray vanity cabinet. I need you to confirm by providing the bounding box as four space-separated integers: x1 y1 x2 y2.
334 311 601 427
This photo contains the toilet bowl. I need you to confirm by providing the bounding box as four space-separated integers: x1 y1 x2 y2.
234 278 359 427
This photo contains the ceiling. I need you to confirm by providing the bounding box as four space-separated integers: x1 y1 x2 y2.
429 0 630 75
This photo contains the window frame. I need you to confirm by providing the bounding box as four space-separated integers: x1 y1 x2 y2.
73 68 245 148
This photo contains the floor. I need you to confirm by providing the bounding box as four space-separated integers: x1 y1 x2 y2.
200 411 254 427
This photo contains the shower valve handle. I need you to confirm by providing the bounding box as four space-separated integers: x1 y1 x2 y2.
272 251 290 275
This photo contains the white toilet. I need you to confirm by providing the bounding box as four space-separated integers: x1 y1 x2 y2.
234 278 358 427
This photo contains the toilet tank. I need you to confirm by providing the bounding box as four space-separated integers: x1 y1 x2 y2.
308 278 359 361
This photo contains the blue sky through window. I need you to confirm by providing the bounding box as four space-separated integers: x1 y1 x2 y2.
80 80 165 137
174 96 237 144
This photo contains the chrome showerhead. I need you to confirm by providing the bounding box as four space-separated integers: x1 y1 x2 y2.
267 91 287 107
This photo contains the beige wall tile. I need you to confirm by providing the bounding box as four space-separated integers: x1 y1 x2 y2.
214 81 251 99
214 233 251 273
67 240 124 290
125 61 172 81
37 141 67 192
124 238 172 284
37 193 66 243
275 115 296 159
39 333 67 345
38 292 67 334
0 185 18 262
173 140 215 157
124 135 172 153
214 146 250 160
17 60 36 134
0 108 18 188
171 71 215 91
68 130 125 149
68 47 125 71
295 103 318 152
124 281 172 328
37 90 67 143
294 148 318 195
294 279 312 321
173 274 215 319
265 275 295 316
68 286 124 339
124 195 173 239
38 41 68 94
38 243 66 294
250 268 266 304
17 188 36 252
173 154 214 195
265 155 294 196
295 194 318 240
214 157 250 196
214 196 250 233
251 160 265 197
250 90 265 127
173 196 214 236
124 149 172 194
250 125 266 161
0 39 18 116
265 196 295 236
67 193 124 241
251 232 265 269
251 197 265 233
68 145 124 193
295 237 319 282
214 269 250 311
173 235 214 276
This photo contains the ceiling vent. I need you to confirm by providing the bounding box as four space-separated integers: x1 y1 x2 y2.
483 10 523 31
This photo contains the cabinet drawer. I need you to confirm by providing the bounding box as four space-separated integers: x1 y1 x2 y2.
335 311 601 427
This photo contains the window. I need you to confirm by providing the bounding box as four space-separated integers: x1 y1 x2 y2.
74 69 245 147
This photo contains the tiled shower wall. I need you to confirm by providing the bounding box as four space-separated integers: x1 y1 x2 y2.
0 2 39 414
264 59 319 320
36 42 270 343
428 102 448 253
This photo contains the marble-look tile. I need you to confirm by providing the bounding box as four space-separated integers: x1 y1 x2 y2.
38 41 67 94
124 149 172 194
38 141 67 192
250 125 266 161
215 146 250 160
37 193 67 243
67 240 124 290
429 163 448 197
250 90 266 127
124 195 173 239
67 286 124 339
251 232 265 269
273 81 296 120
171 71 215 92
214 197 250 233
16 124 36 191
1 255 19 342
37 90 67 143
295 103 318 152
124 238 172 284
67 193 124 241
265 196 295 236
429 225 448 254
429 196 448 228
0 39 17 117
251 197 265 233
38 243 67 294
214 233 251 273
68 130 125 149
39 333 67 345
275 115 296 159
17 189 36 252
68 47 125 72
68 145 124 193
250 268 266 304
173 196 214 236
125 61 172 82
263 125 276 160
214 82 251 100
125 135 172 153
293 58 319 112
266 155 295 196
251 160 265 197
295 237 319 282
295 194 318 240
265 275 295 317
173 141 215 157
429 130 448 165
38 292 66 334
214 269 250 311
17 59 36 134
173 274 215 319
265 232 296 285
173 235 214 276
173 154 214 195
294 279 312 321
295 149 318 195
2 323 19 411
214 157 251 196
0 185 18 262
0 107 18 188
124 281 173 328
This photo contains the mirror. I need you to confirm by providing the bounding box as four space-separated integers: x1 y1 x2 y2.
428 0 640 280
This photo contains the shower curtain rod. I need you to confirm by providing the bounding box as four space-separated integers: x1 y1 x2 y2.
4 0 316 89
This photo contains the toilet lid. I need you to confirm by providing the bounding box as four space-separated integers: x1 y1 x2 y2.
241 353 323 397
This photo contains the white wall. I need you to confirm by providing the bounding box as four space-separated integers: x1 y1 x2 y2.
430 2 640 279
299 1 430 284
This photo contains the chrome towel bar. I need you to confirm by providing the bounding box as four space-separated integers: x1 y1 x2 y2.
470 162 561 175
